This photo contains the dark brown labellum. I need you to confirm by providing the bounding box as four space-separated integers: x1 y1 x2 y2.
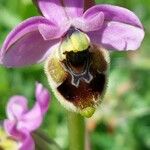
57 46 108 109
45 31 109 117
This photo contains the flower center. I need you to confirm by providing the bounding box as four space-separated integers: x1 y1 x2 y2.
63 49 93 87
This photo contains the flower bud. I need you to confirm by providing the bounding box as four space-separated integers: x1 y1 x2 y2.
45 29 109 118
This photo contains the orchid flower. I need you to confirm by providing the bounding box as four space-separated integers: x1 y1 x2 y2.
3 83 50 150
0 0 144 117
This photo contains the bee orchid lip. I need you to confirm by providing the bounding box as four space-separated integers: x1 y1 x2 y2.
45 39 109 115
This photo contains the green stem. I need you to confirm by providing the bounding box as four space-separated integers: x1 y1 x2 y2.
68 111 85 150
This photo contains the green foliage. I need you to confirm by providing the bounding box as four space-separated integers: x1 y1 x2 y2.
0 0 150 149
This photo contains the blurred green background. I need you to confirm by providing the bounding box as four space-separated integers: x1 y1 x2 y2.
0 0 150 150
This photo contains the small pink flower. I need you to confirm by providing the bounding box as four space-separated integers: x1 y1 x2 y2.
4 83 50 150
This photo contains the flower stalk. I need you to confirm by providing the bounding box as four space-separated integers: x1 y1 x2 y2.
68 111 85 150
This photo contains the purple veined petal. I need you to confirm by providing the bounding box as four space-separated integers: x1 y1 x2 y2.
86 4 144 50
17 102 43 132
72 12 104 32
35 83 50 115
1 16 52 53
63 0 84 18
0 16 60 67
6 96 28 120
85 4 144 29
35 0 69 26
20 129 35 150
88 21 145 50
1 31 59 67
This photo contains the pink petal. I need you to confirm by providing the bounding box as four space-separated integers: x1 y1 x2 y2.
35 83 50 115
63 0 84 18
18 103 43 132
20 129 35 150
2 31 59 67
88 21 144 51
38 23 69 40
4 120 23 140
72 12 104 32
1 17 60 67
85 4 143 29
35 0 68 26
87 4 144 50
6 96 28 120
1 17 51 53
4 121 35 150
18 83 50 131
